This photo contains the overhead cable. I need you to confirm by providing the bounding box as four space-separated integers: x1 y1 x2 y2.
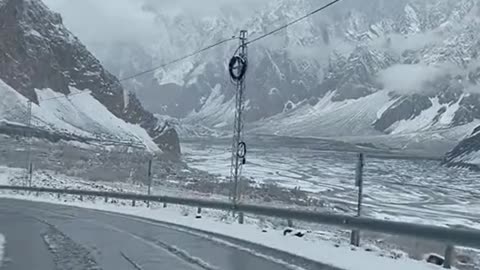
247 0 342 45
118 36 237 82
35 36 238 102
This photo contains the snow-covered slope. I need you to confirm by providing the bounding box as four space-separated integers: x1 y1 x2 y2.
50 0 480 154
444 125 480 169
0 0 180 155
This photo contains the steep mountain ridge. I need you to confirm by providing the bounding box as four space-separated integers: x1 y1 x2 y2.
68 0 480 156
0 0 180 156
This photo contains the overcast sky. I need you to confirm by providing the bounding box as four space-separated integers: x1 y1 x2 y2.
43 0 270 47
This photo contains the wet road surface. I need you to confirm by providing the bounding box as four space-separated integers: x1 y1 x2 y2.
0 198 339 270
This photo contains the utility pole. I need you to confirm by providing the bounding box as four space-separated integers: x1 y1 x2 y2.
25 100 32 187
351 153 364 246
229 30 248 207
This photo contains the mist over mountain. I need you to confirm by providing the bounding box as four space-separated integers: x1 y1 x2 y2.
43 0 480 166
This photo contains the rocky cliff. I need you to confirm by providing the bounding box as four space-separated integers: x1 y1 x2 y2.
0 0 180 157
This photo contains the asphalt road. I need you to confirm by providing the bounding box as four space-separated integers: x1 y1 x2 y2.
0 199 338 270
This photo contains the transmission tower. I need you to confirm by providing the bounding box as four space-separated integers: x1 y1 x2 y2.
229 30 248 206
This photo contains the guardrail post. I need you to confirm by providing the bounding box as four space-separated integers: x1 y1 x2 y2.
351 153 364 247
287 219 294 228
79 195 83 201
57 193 60 200
238 211 244 224
163 201 167 208
104 196 108 203
443 244 454 269
28 162 33 188
147 159 152 208
132 200 136 207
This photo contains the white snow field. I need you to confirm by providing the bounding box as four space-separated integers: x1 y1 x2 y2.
182 140 480 231
0 79 159 151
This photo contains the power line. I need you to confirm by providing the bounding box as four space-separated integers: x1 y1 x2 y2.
105 0 343 83
118 36 237 83
32 36 237 103
4 0 342 105
116 0 343 82
247 0 342 45
0 106 21 116
40 91 91 102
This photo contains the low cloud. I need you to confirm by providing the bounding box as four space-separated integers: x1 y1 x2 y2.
143 0 270 17
44 0 159 46
43 0 271 48
377 64 453 95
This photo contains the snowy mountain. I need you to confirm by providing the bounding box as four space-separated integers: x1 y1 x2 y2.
443 126 480 169
64 0 480 155
0 0 180 156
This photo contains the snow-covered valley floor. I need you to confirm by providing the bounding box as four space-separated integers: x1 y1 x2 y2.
181 137 480 268
183 139 480 230
0 134 479 269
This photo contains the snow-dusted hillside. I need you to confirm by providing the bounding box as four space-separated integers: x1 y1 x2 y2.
0 0 180 155
43 0 480 157
443 125 480 169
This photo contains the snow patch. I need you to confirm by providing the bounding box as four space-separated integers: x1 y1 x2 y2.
36 88 159 152
376 96 401 119
404 4 421 34
253 91 391 137
27 29 43 38
0 79 159 151
154 60 194 86
387 97 463 135
388 98 442 134
184 84 235 129
438 97 461 126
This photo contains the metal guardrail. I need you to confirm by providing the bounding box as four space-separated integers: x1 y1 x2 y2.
1 185 479 250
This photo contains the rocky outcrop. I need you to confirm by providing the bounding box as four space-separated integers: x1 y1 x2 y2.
324 47 397 102
0 0 180 157
374 95 432 132
443 127 480 170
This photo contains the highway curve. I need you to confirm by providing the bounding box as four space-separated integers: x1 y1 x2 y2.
0 198 339 270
